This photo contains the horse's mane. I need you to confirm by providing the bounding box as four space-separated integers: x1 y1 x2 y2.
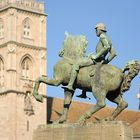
59 32 87 61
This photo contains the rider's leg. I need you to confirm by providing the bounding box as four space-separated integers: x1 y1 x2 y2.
63 64 79 91
63 58 94 91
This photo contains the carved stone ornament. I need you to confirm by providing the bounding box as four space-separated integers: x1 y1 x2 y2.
41 51 46 59
40 16 46 23
24 92 34 116
8 46 16 53
9 9 16 16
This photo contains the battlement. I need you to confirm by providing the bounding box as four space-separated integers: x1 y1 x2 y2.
0 0 45 13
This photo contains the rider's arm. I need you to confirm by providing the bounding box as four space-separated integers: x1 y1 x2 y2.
100 34 111 50
104 47 117 64
92 34 111 59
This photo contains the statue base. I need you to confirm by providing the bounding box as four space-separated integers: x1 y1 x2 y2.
32 121 133 140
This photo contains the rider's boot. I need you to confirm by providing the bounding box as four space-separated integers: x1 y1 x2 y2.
62 64 79 91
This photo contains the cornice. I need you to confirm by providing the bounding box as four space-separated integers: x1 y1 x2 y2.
133 135 140 138
0 41 47 51
0 89 26 95
0 4 48 16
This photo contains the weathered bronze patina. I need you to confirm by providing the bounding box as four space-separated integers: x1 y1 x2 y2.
63 23 116 91
33 31 140 125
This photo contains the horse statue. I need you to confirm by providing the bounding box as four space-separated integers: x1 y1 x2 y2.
33 33 140 124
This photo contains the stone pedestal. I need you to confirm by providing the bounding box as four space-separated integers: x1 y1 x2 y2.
33 121 133 140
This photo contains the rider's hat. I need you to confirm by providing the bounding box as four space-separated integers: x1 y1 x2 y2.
95 23 107 32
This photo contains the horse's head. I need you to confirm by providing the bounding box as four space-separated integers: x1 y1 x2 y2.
59 32 88 61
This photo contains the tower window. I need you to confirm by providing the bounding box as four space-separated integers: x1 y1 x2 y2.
27 120 29 131
0 58 4 87
21 57 32 79
0 20 4 38
23 18 31 38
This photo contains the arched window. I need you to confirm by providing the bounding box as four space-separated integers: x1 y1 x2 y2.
21 57 32 79
23 18 31 38
0 19 4 38
0 58 4 87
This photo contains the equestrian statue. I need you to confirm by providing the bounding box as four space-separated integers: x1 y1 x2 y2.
33 23 140 124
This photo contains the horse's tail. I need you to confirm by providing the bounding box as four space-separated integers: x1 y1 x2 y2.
121 60 140 93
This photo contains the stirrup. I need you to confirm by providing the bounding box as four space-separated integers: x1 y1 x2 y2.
76 93 91 100
62 85 74 91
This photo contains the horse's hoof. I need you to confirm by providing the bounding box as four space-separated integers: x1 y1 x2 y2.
53 120 59 125
77 121 86 126
53 119 66 125
34 95 44 103
77 118 86 126
101 117 114 122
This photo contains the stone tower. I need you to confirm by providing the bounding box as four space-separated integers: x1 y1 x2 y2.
0 0 47 140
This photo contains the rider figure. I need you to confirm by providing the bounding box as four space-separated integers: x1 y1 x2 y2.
63 23 117 92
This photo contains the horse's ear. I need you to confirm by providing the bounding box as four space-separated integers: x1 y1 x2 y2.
64 31 69 38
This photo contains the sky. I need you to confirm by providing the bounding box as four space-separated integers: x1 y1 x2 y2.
39 0 140 111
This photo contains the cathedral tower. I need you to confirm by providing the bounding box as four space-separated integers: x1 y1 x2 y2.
0 0 47 139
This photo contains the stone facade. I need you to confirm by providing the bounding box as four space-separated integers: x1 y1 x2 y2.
0 0 47 140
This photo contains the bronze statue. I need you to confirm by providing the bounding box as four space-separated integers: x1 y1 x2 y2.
33 31 140 125
63 23 116 92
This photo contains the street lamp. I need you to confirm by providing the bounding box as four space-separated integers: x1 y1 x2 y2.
137 86 140 110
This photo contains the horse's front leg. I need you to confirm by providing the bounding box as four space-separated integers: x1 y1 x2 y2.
33 76 62 102
53 89 74 124
33 76 44 102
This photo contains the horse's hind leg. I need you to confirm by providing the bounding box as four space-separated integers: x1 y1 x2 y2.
77 88 107 124
105 94 128 121
33 76 62 102
53 89 74 124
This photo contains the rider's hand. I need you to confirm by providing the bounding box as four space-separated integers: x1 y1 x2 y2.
103 59 109 64
88 53 97 60
91 54 97 60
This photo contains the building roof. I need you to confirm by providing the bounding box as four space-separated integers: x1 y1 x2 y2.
47 97 140 136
